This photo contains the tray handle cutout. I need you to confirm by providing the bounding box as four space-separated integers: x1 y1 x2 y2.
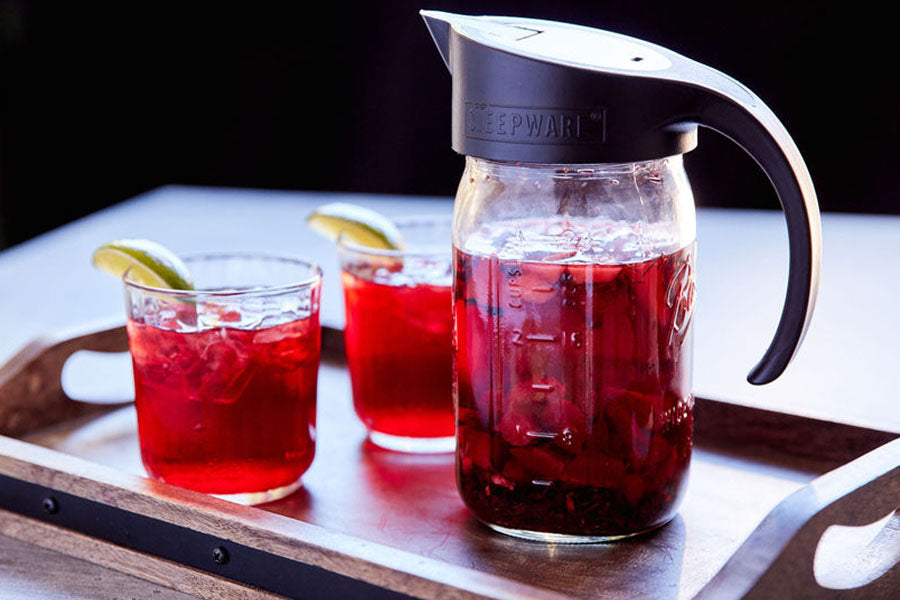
0 320 129 437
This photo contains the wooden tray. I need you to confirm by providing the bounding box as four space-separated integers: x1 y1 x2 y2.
0 323 897 599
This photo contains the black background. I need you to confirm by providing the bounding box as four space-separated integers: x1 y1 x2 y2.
0 1 896 249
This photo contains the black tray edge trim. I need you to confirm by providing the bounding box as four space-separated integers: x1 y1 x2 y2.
0 473 417 600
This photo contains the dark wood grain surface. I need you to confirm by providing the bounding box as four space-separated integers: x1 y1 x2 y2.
4 327 893 599
0 532 201 600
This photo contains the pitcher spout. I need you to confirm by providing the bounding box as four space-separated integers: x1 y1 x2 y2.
420 10 452 70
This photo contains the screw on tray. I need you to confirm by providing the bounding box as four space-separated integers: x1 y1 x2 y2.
212 546 229 565
42 496 59 515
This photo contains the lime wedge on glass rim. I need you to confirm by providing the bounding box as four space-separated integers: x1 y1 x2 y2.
306 202 404 250
92 239 194 290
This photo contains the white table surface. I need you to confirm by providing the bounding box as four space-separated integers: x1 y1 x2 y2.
1 185 897 433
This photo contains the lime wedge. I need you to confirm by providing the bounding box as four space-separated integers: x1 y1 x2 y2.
92 239 194 290
306 202 404 250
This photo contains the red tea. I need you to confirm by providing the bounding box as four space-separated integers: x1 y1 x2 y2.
128 314 319 495
342 268 454 440
454 227 695 537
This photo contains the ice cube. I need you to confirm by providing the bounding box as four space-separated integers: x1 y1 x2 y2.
194 331 253 404
198 303 263 330
252 323 293 344
254 319 313 371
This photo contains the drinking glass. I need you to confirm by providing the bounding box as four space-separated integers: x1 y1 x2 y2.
339 216 455 453
123 252 322 505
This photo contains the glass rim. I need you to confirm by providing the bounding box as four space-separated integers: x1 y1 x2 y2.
122 251 323 298
337 213 452 259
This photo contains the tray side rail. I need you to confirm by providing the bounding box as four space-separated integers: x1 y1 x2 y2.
696 436 900 599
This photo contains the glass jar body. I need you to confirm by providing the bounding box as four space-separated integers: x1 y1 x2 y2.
452 156 697 541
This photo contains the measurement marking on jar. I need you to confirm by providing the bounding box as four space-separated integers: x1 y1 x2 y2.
525 333 557 342
531 480 553 486
531 383 555 391
526 431 558 439
528 285 554 293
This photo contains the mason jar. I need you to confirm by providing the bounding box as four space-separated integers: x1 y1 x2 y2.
452 155 696 542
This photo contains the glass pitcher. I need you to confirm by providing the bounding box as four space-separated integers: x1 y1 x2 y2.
424 11 821 541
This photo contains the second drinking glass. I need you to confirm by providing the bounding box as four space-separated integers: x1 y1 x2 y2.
339 216 455 453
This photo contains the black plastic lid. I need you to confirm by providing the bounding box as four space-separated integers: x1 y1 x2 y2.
421 11 822 386
423 12 705 163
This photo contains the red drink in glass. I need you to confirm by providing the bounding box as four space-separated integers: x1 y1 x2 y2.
128 316 319 496
124 252 322 504
342 270 454 439
453 223 695 538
